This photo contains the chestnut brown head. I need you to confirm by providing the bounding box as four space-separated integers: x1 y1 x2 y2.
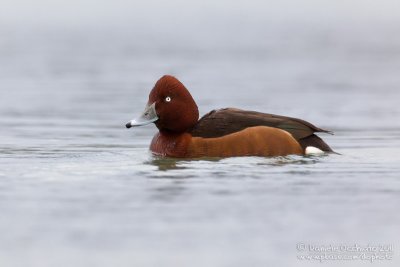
126 75 199 133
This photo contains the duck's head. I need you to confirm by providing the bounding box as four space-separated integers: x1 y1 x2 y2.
126 75 199 133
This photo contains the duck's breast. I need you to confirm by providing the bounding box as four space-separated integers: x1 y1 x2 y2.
150 132 192 157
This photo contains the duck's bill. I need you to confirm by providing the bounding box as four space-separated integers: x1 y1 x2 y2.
126 102 158 128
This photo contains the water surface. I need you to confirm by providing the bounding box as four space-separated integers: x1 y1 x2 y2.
1 21 400 267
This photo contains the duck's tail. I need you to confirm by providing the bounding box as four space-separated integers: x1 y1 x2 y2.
298 134 338 154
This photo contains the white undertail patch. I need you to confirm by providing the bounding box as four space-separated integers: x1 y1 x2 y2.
305 146 325 155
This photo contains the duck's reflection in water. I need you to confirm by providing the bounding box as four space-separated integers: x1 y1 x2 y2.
146 156 222 172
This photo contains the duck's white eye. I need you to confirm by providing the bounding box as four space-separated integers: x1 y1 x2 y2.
165 96 171 102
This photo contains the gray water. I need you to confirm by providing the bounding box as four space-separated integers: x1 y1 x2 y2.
1 19 400 267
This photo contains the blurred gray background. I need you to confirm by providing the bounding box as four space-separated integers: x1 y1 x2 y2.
1 1 400 267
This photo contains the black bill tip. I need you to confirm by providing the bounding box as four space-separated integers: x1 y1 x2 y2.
125 122 132 129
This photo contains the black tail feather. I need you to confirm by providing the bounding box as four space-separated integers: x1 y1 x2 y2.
298 134 333 152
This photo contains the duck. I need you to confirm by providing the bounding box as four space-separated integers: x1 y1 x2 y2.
126 75 334 158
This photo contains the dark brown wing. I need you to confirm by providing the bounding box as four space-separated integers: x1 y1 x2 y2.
190 108 333 152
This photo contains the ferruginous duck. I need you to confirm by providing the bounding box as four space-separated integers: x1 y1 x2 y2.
126 75 333 158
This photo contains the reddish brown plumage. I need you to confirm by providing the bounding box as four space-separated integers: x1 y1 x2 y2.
188 126 303 157
150 131 192 157
128 75 333 158
150 127 302 158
